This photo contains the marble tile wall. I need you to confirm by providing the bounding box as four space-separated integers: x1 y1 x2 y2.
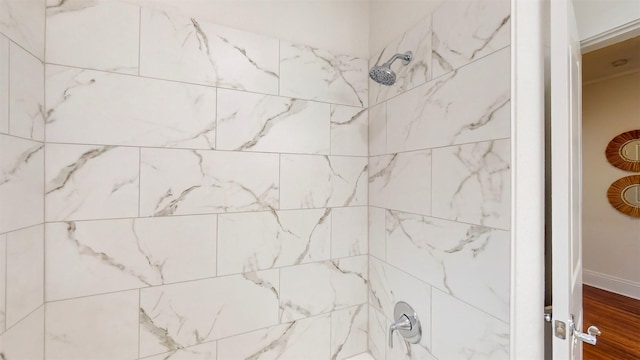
0 0 515 359
39 2 369 360
367 0 512 359
0 0 46 357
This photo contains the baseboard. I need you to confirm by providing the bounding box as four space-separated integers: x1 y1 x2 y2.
583 270 640 300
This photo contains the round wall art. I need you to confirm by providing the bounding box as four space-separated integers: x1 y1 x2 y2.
605 129 640 172
607 175 640 218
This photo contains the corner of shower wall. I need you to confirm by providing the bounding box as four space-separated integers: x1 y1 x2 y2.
0 0 46 358
367 0 513 359
38 2 371 360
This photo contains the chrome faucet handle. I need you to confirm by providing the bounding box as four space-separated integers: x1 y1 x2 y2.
388 301 422 349
388 314 412 348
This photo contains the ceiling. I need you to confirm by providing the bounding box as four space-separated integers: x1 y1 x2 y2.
583 36 640 84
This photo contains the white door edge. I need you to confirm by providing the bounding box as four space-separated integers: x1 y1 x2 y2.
510 0 546 359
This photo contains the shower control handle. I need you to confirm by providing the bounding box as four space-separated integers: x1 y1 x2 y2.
388 301 422 348
388 314 412 348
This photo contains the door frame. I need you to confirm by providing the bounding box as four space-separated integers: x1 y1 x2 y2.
510 1 640 359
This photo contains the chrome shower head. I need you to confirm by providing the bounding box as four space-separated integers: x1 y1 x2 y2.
369 51 413 86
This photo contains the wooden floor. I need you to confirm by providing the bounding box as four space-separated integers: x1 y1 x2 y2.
583 285 640 360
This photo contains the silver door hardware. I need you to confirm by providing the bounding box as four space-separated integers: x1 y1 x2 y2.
544 305 552 323
555 320 567 340
555 315 600 345
388 301 421 348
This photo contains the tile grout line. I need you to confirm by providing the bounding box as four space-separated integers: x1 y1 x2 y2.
42 140 372 159
44 60 367 109
7 39 10 135
42 4 48 355
3 234 6 335
138 147 142 218
137 288 141 359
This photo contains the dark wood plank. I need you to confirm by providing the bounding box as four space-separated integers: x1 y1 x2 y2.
583 285 640 360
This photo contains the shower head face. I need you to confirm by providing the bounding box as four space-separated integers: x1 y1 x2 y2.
369 51 412 86
369 65 396 86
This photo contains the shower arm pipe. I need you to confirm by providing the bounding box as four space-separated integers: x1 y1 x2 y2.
383 52 413 66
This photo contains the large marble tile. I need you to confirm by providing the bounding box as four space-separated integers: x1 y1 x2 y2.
140 148 279 216
387 332 437 360
0 234 5 332
432 0 511 78
218 208 330 276
142 342 217 360
46 1 139 74
332 206 368 259
0 305 44 360
386 210 510 321
0 134 44 233
369 151 431 215
280 256 367 322
331 304 368 360
5 225 43 328
368 102 386 156
368 257 431 354
46 215 217 301
431 290 509 360
432 139 511 230
217 314 331 360
0 0 45 59
217 89 329 154
45 144 139 222
9 42 44 140
369 16 432 106
280 42 368 107
386 47 510 153
0 35 8 134
368 305 386 360
139 270 280 357
369 208 386 261
331 105 368 156
46 65 217 149
140 8 279 94
280 155 367 209
45 290 139 360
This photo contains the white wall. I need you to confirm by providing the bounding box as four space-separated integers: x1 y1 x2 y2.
582 71 640 299
140 0 371 57
369 0 443 56
574 0 640 41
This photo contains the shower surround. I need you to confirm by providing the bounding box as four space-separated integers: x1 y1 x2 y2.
0 0 512 359
367 1 511 359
